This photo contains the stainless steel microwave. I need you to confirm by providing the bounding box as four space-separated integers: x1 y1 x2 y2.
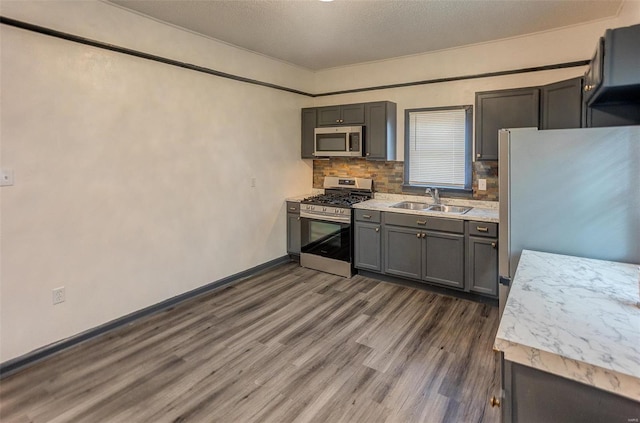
314 126 363 157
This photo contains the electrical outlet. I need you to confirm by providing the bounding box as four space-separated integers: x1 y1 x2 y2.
478 179 487 191
52 287 65 305
0 168 14 187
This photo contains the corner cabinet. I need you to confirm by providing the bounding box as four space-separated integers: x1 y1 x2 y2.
540 77 583 130
475 88 540 160
364 102 397 161
286 202 301 255
354 210 382 272
300 101 397 161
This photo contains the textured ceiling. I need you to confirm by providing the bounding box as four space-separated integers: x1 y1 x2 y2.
109 0 622 70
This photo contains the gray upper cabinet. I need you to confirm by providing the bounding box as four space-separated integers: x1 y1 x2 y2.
475 87 540 161
301 101 397 160
317 103 365 126
584 24 640 106
364 101 397 161
582 24 640 127
540 77 583 130
301 108 317 159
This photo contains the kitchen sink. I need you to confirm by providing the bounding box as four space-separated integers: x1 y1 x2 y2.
390 201 430 210
390 201 473 214
426 204 472 214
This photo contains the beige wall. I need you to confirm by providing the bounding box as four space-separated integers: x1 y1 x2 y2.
0 1 313 362
1 0 638 362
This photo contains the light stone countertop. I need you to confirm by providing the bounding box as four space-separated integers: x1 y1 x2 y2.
495 250 640 401
285 189 323 203
353 194 499 223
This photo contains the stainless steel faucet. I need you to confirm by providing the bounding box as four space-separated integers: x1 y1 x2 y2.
426 187 440 204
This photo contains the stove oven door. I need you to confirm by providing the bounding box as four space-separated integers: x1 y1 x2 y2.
300 216 352 263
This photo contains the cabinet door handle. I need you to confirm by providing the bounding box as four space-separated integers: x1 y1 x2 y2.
297 217 300 221
476 226 489 232
289 207 297 211
489 396 501 408
491 242 496 248
362 214 372 219
421 233 426 238
476 153 481 158
416 233 421 238
417 220 427 225
375 227 379 232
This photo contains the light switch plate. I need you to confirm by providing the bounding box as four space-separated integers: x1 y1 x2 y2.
478 179 487 191
0 168 14 186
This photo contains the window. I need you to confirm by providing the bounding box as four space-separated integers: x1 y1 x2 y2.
404 106 472 191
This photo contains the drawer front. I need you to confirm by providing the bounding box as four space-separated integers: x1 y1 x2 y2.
286 201 300 214
355 209 381 223
468 221 498 238
384 212 463 234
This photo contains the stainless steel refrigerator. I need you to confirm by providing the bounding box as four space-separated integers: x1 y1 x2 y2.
498 126 640 315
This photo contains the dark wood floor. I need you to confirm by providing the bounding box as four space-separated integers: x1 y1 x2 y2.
0 263 500 423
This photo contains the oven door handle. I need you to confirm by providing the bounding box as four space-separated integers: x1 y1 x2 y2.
300 211 351 224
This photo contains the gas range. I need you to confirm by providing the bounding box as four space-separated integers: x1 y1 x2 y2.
299 176 373 278
300 177 373 223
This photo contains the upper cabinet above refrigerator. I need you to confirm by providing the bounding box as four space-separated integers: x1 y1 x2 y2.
583 24 640 106
583 23 640 127
475 87 540 161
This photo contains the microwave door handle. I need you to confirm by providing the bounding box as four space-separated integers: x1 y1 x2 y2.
348 133 354 151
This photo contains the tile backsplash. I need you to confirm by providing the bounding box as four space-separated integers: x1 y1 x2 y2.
313 158 498 201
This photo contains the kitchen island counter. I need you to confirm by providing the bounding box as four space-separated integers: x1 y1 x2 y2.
495 249 640 401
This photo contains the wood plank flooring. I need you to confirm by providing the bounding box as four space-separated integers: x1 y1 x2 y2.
0 263 500 423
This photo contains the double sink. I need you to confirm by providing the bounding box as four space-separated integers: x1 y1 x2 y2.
390 201 472 215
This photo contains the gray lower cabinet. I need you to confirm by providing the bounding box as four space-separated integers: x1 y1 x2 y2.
383 225 423 279
354 221 382 272
383 222 464 289
467 236 498 296
423 231 465 289
466 221 498 296
500 357 640 423
286 202 301 255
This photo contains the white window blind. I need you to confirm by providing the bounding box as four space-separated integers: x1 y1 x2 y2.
408 108 468 188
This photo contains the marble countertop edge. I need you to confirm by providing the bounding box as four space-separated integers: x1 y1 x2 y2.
494 338 640 402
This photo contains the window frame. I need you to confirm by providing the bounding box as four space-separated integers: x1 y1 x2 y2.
402 105 473 195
